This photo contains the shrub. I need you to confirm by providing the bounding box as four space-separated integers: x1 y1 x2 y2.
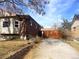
58 28 71 40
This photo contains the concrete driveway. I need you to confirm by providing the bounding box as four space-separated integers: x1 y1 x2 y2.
23 38 79 59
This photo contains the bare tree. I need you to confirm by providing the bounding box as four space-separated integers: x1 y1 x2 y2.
0 0 49 15
58 18 72 39
61 18 71 30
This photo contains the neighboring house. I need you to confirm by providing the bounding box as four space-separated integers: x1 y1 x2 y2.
41 28 62 39
71 15 79 40
0 15 42 40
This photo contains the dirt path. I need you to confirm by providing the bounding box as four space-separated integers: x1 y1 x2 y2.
23 39 79 59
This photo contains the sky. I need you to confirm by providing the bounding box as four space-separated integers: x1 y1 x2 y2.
23 0 79 28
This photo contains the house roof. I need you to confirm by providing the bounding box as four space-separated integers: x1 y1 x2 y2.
73 14 79 20
0 15 42 28
0 15 30 20
71 14 79 26
41 28 58 31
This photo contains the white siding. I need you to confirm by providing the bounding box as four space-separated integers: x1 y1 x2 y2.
0 18 20 34
0 19 2 33
71 20 79 39
14 20 20 34
71 20 79 31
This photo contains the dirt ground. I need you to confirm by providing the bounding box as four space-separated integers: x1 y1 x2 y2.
23 39 79 59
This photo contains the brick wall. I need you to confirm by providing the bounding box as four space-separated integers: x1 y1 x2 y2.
42 29 62 39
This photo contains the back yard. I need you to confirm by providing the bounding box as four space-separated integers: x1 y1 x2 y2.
0 40 28 59
66 40 79 52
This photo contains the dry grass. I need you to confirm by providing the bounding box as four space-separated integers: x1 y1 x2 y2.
66 40 79 52
0 40 28 59
23 43 40 59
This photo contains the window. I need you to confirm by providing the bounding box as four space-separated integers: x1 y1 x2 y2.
36 25 37 29
73 27 76 29
73 27 76 31
30 20 32 26
15 21 18 27
3 20 10 27
31 22 32 26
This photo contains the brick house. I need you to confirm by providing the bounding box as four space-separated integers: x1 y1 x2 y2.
0 15 42 40
41 28 62 39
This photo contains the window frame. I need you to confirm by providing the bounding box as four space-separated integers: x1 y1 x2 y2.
15 20 19 28
3 19 10 27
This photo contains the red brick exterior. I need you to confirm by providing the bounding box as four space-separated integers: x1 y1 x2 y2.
41 29 62 39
